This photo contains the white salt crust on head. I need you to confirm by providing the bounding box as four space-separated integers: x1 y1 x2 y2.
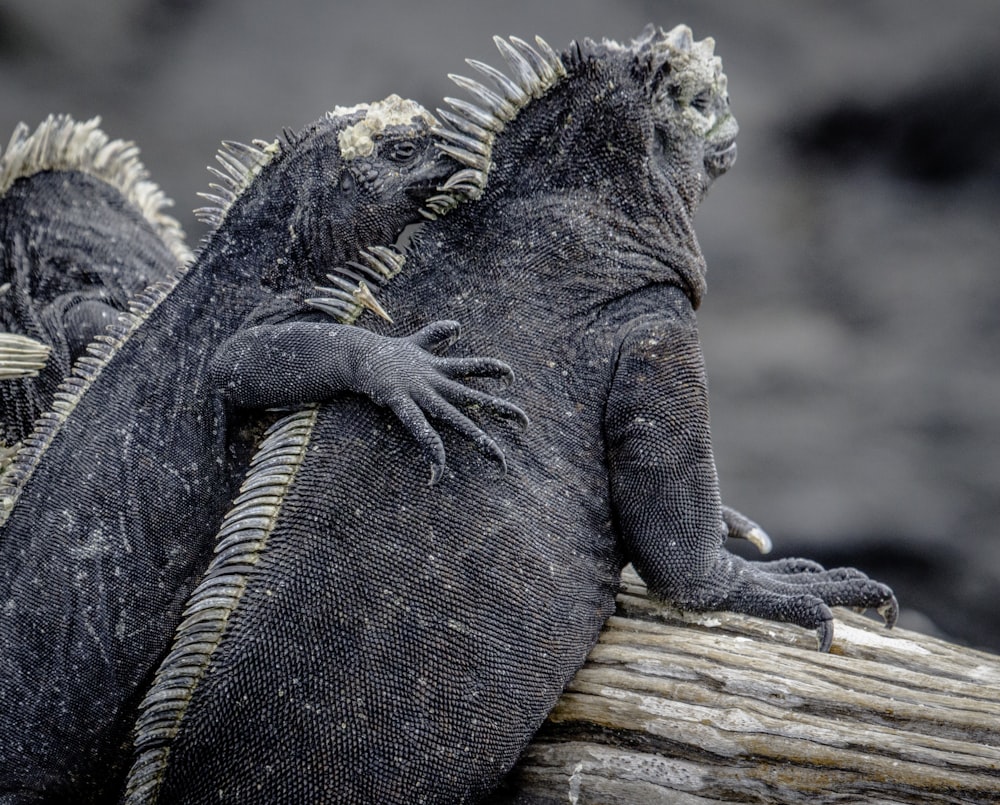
332 94 439 161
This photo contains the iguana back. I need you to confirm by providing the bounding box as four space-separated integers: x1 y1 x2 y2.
0 116 190 456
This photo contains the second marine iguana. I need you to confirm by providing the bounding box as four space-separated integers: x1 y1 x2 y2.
0 115 190 459
0 96 523 803
123 27 897 804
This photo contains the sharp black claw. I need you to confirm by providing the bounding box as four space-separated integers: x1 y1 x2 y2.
879 595 899 629
428 461 445 486
817 619 834 653
494 448 508 478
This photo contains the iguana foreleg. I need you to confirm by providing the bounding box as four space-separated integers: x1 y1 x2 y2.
211 318 527 482
605 286 897 651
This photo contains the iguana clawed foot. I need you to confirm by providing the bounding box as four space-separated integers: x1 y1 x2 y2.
363 319 529 484
679 553 898 652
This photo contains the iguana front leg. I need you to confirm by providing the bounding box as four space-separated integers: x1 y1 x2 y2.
605 286 896 651
211 319 527 483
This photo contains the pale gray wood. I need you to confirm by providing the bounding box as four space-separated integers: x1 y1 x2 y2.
493 568 1000 804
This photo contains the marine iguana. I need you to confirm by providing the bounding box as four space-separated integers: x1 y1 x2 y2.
124 26 897 804
0 96 523 803
0 115 190 459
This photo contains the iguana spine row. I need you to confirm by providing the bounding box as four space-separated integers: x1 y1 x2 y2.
125 407 318 801
433 35 566 204
0 115 190 264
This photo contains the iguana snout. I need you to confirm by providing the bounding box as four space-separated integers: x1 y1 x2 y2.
643 24 740 198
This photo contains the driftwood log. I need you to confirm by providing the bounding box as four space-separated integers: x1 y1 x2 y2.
490 567 1000 804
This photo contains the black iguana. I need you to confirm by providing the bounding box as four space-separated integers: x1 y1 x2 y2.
0 116 190 462
123 26 897 804
0 95 524 803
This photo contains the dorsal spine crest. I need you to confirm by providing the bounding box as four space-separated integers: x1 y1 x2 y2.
0 114 191 265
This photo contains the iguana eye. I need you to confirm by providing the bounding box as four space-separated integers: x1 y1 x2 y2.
389 141 418 163
691 91 711 114
340 172 355 194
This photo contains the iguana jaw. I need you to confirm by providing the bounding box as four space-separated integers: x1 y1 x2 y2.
705 137 737 180
402 147 464 201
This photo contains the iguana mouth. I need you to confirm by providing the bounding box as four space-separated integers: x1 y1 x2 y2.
706 138 737 179
404 150 462 199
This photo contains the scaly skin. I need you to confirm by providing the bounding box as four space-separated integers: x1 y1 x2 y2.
0 97 521 803
0 116 189 455
125 28 895 804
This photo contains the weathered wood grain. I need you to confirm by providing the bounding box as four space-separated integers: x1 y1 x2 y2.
491 568 1000 804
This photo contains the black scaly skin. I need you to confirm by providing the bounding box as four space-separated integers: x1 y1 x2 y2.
125 28 896 804
0 116 190 455
0 98 521 803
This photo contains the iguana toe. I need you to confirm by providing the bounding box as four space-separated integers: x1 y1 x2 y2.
721 504 772 554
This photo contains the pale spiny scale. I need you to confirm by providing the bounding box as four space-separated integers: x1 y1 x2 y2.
339 261 384 285
441 169 486 192
206 183 237 205
436 143 490 173
196 192 229 209
305 298 352 320
317 275 365 296
427 191 462 207
206 165 235 185
222 139 270 161
0 335 50 378
437 109 490 142
465 58 528 105
442 97 500 132
215 150 250 183
365 245 405 273
448 74 517 122
194 210 221 226
667 24 694 50
492 36 540 95
435 127 490 158
531 35 566 76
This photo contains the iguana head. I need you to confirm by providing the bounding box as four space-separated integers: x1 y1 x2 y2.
197 95 460 298
431 25 736 212
426 25 736 306
315 94 460 246
637 25 738 203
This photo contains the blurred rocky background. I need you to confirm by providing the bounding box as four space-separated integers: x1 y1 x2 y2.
1 0 997 650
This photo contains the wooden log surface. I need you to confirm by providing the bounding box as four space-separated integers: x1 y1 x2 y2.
490 568 1000 804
